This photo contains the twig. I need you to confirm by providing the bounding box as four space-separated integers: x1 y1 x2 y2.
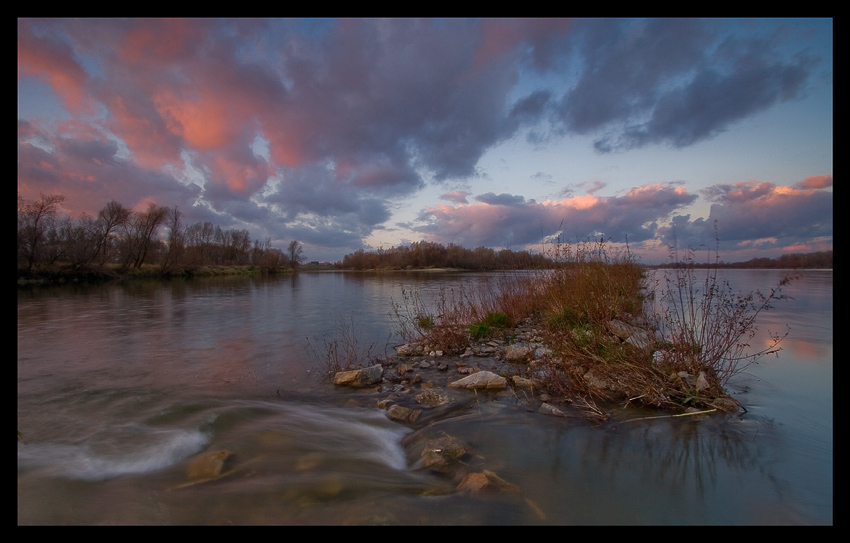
619 408 717 423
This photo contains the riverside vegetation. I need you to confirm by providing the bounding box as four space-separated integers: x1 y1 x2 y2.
17 193 306 285
322 236 797 419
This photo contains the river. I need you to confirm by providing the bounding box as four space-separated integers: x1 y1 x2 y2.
17 269 832 525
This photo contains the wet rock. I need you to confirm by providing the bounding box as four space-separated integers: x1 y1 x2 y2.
415 388 451 407
448 370 507 390
187 449 233 481
333 364 383 387
385 404 421 424
456 469 520 496
420 435 469 470
709 395 742 413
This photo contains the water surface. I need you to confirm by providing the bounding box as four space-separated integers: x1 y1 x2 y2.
17 270 832 524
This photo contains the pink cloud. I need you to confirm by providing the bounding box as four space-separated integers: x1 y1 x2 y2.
17 25 93 115
796 174 833 190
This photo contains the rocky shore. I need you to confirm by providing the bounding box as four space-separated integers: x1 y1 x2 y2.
328 320 594 510
328 316 741 506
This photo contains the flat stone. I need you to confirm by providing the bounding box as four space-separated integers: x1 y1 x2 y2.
448 370 507 390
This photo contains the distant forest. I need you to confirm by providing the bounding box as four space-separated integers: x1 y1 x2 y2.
340 243 832 271
340 241 553 270
656 250 833 270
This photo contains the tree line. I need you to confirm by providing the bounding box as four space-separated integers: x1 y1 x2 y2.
340 241 553 270
652 250 833 269
17 193 305 277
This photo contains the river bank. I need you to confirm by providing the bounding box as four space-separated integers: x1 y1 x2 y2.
16 263 296 287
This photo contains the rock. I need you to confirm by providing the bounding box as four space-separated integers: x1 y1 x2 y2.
415 388 451 407
582 367 617 392
376 398 395 409
333 364 383 387
448 370 507 390
710 395 742 413
456 469 520 496
606 319 657 349
512 375 536 389
187 449 232 481
420 435 468 470
695 371 709 391
396 344 416 357
385 404 421 424
505 345 532 362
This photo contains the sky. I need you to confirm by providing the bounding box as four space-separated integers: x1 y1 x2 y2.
17 18 833 264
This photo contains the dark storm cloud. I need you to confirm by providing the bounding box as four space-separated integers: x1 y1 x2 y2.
553 18 819 153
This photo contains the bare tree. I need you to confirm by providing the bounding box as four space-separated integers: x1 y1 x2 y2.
18 193 65 272
119 202 168 271
95 200 131 266
159 206 185 274
287 240 304 269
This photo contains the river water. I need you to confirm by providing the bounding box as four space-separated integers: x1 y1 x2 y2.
17 269 832 525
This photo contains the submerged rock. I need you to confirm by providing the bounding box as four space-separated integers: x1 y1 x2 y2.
419 435 469 471
415 388 451 407
456 469 520 496
186 449 233 481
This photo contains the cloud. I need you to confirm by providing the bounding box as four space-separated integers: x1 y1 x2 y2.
440 190 470 204
551 19 819 153
416 182 698 248
796 174 832 189
657 177 833 253
17 18 829 260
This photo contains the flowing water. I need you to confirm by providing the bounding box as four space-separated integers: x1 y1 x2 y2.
17 269 832 525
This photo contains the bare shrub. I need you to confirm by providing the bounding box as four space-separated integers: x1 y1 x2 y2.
649 241 795 393
305 316 380 379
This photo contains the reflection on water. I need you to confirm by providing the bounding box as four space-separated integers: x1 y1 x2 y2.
18 270 832 524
